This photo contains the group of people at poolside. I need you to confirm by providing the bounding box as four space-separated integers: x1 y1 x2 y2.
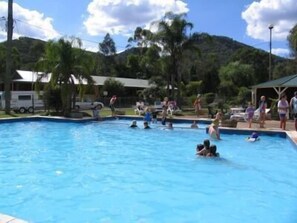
99 91 297 132
277 92 297 131
244 92 297 130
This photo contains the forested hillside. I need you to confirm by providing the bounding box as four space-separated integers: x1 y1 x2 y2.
0 34 288 77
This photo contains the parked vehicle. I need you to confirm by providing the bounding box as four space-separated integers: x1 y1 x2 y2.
0 91 44 113
75 98 104 110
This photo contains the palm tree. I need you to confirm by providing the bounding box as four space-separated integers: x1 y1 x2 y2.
35 37 94 115
153 12 200 105
288 24 297 71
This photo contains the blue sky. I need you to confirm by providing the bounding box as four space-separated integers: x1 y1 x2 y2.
0 0 296 57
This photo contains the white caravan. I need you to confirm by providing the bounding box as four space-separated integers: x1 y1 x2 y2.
0 91 44 113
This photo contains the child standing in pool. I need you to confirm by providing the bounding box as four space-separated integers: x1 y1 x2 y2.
144 108 152 123
209 112 222 140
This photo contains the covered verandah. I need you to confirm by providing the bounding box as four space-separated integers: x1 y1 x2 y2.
251 74 297 107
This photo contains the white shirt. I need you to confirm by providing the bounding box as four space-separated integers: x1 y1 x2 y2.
277 99 289 114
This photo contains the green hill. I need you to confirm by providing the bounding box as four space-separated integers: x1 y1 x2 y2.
0 34 289 76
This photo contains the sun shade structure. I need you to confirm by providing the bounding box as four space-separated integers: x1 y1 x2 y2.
251 74 297 104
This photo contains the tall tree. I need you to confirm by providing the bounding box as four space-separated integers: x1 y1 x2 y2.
230 48 269 83
139 45 163 79
102 77 125 97
0 46 20 83
218 61 254 100
194 53 220 94
127 27 152 49
127 28 159 80
35 37 94 115
98 33 117 76
99 33 116 56
152 12 199 105
287 24 297 72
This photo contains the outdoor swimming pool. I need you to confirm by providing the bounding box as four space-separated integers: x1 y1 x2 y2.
0 119 297 223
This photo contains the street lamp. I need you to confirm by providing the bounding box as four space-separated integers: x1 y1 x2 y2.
268 24 274 80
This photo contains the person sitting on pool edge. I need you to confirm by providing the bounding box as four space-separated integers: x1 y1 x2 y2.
247 132 259 142
130 120 138 128
143 121 151 129
197 139 210 156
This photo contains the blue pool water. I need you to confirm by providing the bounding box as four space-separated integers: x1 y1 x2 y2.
1 119 297 223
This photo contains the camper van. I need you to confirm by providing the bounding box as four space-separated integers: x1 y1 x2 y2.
0 91 44 113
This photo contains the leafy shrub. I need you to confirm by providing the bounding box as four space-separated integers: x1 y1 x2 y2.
204 92 216 104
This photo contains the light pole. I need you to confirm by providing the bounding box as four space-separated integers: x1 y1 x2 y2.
269 24 274 80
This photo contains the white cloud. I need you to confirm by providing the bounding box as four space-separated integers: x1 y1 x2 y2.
242 0 297 41
84 0 189 36
81 40 98 52
0 2 60 42
272 47 290 57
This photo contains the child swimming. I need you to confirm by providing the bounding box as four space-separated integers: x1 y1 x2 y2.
246 132 259 142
